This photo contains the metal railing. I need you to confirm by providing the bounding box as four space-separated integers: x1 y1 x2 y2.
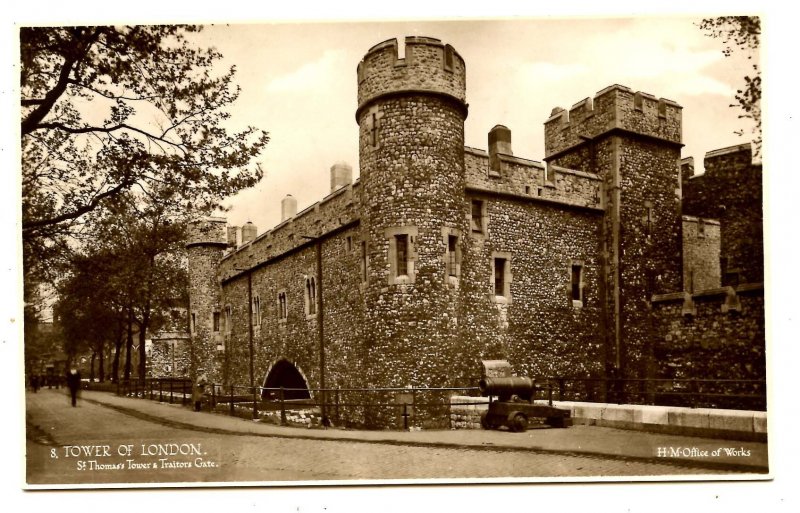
115 378 481 429
545 377 767 411
111 375 767 430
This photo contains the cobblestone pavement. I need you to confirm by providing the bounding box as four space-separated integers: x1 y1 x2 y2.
25 389 767 486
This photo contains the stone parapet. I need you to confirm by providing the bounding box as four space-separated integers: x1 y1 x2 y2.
544 85 682 159
356 37 466 118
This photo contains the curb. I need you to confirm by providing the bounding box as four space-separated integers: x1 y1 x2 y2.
83 396 768 474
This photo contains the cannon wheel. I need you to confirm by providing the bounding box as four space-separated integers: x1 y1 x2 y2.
508 412 528 433
480 412 491 430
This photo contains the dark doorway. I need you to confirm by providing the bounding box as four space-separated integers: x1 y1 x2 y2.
262 359 311 400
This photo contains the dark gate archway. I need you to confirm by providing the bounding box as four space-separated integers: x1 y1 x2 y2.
262 359 311 400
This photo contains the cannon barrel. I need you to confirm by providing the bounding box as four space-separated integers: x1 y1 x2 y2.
479 376 535 401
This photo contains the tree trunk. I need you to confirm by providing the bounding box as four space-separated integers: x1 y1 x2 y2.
112 316 124 383
124 307 133 381
98 343 105 383
138 310 149 385
90 351 96 382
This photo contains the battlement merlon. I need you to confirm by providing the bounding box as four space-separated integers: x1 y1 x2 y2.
186 217 228 248
356 37 467 121
543 85 683 160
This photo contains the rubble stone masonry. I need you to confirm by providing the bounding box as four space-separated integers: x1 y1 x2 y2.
185 38 766 427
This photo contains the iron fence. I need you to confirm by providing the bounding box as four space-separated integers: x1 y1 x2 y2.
545 377 767 411
109 375 767 430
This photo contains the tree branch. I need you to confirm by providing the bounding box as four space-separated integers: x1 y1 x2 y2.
21 28 102 136
23 178 134 232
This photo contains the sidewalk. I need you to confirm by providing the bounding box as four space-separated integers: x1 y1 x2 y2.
79 390 769 473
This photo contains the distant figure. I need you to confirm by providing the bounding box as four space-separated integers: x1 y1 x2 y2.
30 374 40 393
66 368 81 407
192 375 207 412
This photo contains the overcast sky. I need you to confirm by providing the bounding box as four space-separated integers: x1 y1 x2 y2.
190 17 759 232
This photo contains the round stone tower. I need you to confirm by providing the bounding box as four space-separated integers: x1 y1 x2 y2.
356 37 468 389
186 217 227 383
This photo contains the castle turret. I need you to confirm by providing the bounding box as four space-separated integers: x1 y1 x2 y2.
544 85 683 384
356 37 468 390
186 217 227 382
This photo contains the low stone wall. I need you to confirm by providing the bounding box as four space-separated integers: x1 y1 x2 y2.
450 396 767 441
539 400 767 442
449 396 489 430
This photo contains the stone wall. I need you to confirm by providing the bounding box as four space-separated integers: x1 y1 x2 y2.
186 218 227 383
544 86 684 385
219 225 366 395
149 333 191 378
682 144 763 285
464 147 602 210
357 37 466 112
472 194 605 383
651 284 765 410
184 37 765 427
682 216 721 292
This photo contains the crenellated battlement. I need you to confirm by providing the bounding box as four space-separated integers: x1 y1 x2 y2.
217 180 361 282
544 84 682 159
464 134 602 211
356 36 466 120
186 217 228 248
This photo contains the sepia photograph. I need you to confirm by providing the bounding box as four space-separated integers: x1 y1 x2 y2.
9 1 794 509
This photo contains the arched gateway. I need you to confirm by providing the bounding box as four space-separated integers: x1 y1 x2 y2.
261 359 311 400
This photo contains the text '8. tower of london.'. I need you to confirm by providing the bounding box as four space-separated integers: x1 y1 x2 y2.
184 36 765 428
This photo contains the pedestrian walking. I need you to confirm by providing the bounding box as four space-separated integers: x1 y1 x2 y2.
30 374 40 393
66 368 81 407
192 375 207 412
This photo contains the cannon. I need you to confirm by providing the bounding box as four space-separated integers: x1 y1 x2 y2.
479 376 572 432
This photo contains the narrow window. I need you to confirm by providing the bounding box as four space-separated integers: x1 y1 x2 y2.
278 292 288 320
525 185 531 195
346 235 353 252
644 201 654 236
305 277 317 316
252 296 261 326
494 258 507 296
447 235 458 277
190 313 196 333
471 200 484 233
212 312 220 332
444 45 454 71
571 264 583 303
396 234 409 277
360 241 368 283
370 112 379 147
225 305 232 333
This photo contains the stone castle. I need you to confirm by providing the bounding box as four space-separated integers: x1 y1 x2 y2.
181 37 764 424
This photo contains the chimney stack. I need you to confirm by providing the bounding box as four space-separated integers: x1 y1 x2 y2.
488 125 513 171
281 194 297 222
227 226 239 247
241 221 257 244
330 161 353 192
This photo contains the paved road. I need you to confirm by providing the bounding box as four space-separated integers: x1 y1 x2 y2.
26 389 757 486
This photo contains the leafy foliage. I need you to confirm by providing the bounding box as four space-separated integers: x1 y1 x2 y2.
699 16 761 156
21 25 269 280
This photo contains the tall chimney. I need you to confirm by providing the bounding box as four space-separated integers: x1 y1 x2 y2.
281 194 297 222
227 226 239 247
488 125 513 171
330 161 353 192
241 221 257 244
